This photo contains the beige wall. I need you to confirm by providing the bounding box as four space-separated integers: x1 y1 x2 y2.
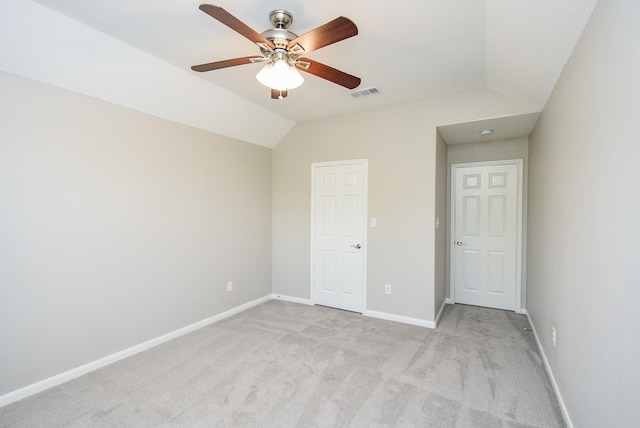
273 89 537 323
0 71 273 395
447 138 528 165
527 0 640 426
434 131 448 318
446 138 529 308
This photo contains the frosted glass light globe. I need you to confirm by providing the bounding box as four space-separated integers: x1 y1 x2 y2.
256 59 304 90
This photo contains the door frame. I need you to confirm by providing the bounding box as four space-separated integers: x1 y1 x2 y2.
449 159 524 312
310 159 368 312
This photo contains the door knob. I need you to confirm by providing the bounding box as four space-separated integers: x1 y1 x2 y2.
455 241 465 246
351 244 362 249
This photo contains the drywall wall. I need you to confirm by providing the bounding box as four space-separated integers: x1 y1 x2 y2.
527 0 640 426
0 71 273 396
272 88 538 323
446 138 529 309
434 131 448 318
447 138 528 164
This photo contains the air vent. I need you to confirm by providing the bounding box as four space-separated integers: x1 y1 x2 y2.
350 87 381 98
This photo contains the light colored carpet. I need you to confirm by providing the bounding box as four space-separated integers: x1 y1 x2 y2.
0 301 564 427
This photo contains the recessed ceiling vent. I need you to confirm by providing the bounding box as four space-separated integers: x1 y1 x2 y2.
350 87 381 98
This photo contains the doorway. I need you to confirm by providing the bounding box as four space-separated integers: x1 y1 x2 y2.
310 160 367 313
450 160 523 311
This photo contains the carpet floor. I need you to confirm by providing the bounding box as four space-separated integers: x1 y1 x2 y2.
0 301 564 427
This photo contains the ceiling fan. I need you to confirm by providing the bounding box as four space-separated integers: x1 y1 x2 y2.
191 4 361 99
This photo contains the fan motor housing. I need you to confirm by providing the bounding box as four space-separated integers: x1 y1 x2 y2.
261 28 298 49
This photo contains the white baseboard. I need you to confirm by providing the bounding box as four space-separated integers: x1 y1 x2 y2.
364 310 436 329
0 294 272 408
274 295 438 329
271 294 313 305
434 300 448 326
445 298 455 305
526 312 574 428
0 295 455 408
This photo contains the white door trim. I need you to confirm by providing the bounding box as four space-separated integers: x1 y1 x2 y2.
449 159 524 312
310 159 368 313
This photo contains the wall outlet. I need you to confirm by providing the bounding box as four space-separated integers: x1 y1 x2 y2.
384 284 392 295
552 327 557 347
227 281 233 292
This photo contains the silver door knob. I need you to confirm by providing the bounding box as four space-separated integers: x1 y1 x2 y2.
455 241 465 246
351 244 362 249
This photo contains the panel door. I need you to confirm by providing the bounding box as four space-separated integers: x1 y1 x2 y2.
311 161 366 313
453 163 518 310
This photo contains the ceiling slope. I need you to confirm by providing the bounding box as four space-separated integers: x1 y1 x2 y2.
486 0 599 107
0 0 294 148
2 0 599 146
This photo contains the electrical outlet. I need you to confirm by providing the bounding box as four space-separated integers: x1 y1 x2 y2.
384 284 392 295
227 281 233 292
552 327 557 347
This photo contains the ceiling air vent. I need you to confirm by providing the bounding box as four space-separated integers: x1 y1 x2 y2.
350 87 381 98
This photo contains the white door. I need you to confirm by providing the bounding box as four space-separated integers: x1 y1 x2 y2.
451 161 521 311
311 160 367 313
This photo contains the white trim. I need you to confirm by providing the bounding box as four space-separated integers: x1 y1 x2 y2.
449 159 525 312
434 300 448 326
364 310 436 329
526 312 574 428
271 294 313 306
445 298 455 305
0 294 272 408
310 159 368 314
274 296 441 329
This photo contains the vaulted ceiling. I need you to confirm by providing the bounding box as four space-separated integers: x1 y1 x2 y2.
1 0 598 146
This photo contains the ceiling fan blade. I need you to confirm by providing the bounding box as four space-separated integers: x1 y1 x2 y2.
199 4 274 49
287 17 358 54
191 56 263 72
296 58 361 89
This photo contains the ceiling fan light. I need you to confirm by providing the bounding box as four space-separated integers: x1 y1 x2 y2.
256 59 304 91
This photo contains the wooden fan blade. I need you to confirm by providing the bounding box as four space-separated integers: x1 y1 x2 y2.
287 17 358 54
297 58 361 89
191 56 262 72
199 4 274 49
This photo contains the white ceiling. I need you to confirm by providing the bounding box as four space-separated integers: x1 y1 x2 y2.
29 0 597 123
